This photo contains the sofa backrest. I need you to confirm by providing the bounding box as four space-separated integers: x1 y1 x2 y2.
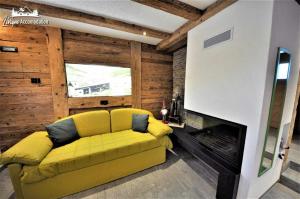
110 108 154 132
59 110 111 137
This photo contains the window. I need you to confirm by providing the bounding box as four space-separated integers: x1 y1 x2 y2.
66 63 131 97
277 63 289 80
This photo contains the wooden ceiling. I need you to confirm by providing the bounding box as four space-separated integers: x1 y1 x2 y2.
0 0 238 51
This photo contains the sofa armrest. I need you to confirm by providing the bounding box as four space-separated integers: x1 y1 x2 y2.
8 164 24 199
147 117 173 137
0 131 53 165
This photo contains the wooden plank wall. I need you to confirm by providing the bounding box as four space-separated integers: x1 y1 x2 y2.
0 27 173 150
0 26 54 151
62 30 133 113
63 30 173 117
141 44 173 116
63 30 131 67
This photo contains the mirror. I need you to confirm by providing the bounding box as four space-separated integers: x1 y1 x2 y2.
258 47 291 176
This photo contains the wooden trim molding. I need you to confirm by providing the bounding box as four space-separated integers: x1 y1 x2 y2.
132 0 202 20
131 41 142 108
46 27 69 120
157 0 238 50
68 96 132 109
0 0 170 39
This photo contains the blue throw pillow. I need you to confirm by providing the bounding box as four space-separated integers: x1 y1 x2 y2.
46 118 79 147
132 114 149 133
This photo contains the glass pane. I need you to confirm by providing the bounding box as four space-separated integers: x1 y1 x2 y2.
66 63 131 97
258 48 291 176
277 63 289 80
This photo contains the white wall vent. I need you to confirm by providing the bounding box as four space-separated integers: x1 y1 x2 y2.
203 29 233 49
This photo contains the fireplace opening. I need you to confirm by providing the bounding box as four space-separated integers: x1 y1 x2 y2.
185 110 247 173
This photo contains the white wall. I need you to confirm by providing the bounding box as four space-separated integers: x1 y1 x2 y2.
249 0 300 197
185 0 300 198
185 1 274 197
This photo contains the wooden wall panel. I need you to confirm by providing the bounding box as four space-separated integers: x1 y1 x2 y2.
68 96 132 109
62 30 133 113
0 26 54 151
63 31 173 117
0 28 173 150
131 41 142 108
63 30 131 67
141 44 173 117
46 27 69 120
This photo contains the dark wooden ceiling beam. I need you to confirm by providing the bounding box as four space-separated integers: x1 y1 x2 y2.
166 36 187 52
157 0 238 51
132 0 202 20
0 0 170 39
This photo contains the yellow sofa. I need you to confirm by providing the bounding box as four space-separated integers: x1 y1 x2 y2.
0 108 173 199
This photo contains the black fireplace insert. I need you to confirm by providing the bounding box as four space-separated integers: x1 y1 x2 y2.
171 110 247 199
188 120 246 173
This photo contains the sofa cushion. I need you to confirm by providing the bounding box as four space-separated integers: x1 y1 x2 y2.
148 117 173 137
132 114 149 132
37 130 161 179
111 108 153 132
21 134 173 184
58 110 111 137
46 118 79 148
0 131 53 165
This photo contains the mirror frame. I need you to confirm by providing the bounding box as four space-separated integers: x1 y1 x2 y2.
258 47 291 177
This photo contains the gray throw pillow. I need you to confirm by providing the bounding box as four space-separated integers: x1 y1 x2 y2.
132 114 149 133
46 118 79 148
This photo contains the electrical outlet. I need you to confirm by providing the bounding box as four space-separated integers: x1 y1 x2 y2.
100 100 109 105
31 78 41 84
